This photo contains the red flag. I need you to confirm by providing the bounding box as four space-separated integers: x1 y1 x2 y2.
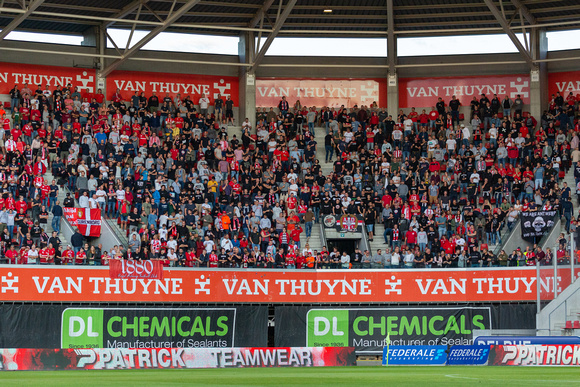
63 207 78 226
76 208 102 237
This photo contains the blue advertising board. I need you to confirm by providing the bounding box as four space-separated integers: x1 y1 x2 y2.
474 336 580 346
382 345 447 366
447 345 490 365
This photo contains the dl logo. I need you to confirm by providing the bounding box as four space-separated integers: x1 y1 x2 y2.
306 309 349 347
61 308 104 348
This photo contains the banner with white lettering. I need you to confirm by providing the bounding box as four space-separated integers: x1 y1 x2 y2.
275 305 536 353
256 78 387 108
109 260 163 280
548 71 580 98
521 210 556 239
107 70 239 104
63 207 78 226
0 304 267 349
0 267 576 303
0 62 95 97
0 346 353 370
489 344 580 366
399 74 530 108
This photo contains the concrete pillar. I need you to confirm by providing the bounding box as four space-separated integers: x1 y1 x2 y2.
529 29 548 122
238 32 256 127
96 26 107 100
387 74 398 118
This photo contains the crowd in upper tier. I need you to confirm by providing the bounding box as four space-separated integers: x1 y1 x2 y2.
0 79 579 268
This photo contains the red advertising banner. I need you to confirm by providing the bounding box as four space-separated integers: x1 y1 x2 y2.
75 208 101 237
0 347 355 370
548 71 580 98
398 74 530 108
107 70 239 104
489 345 580 366
0 267 575 304
0 62 96 96
109 260 163 280
256 78 387 108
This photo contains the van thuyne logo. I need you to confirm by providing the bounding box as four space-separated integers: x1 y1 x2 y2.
61 308 236 349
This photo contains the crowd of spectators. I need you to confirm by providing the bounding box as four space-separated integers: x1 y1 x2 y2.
0 77 579 268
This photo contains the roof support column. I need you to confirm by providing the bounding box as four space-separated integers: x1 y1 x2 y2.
0 0 44 42
100 0 200 77
484 0 535 70
529 28 548 123
386 0 398 116
251 0 297 72
239 31 256 128
96 25 107 102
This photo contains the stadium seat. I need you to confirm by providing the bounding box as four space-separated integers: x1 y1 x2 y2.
459 113 464 121
3 102 10 108
574 321 580 329
497 112 503 119
523 112 530 118
565 320 573 329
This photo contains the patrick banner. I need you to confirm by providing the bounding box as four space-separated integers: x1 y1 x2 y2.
0 347 355 370
256 78 387 108
63 208 101 237
398 74 530 108
0 62 95 96
107 70 239 104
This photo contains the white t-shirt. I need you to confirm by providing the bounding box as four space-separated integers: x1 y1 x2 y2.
28 249 39 264
428 139 437 151
199 97 209 109
204 240 215 253
446 138 456 150
344 131 354 143
116 189 125 201
391 253 400 266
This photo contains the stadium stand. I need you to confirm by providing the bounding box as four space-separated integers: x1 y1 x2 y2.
0 79 578 269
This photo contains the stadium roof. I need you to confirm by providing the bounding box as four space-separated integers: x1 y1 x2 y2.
0 0 579 38
0 0 579 74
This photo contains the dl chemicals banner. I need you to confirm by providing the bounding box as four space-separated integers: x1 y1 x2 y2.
275 305 536 352
61 308 237 349
0 304 267 349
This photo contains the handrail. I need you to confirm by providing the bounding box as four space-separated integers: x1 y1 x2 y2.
319 221 327 252
493 217 521 256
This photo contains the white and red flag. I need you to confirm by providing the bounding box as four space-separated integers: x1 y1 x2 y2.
74 208 102 237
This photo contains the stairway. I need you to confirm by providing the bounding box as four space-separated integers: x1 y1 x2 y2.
43 171 69 244
299 221 324 255
368 223 388 255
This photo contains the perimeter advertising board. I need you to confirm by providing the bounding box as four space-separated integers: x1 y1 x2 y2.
0 304 267 349
0 62 96 96
107 70 239 104
0 347 355 371
398 74 530 108
489 345 580 366
548 70 580 97
256 78 387 108
275 305 535 352
0 267 563 303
